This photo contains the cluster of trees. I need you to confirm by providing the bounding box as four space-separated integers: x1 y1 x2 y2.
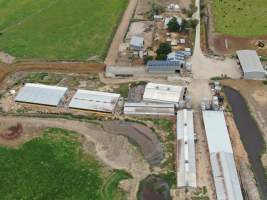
155 42 171 60
182 3 198 18
146 1 165 20
167 17 199 33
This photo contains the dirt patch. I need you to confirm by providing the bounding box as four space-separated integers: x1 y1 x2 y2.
0 61 105 90
102 121 164 166
0 51 15 64
212 34 267 56
0 123 23 140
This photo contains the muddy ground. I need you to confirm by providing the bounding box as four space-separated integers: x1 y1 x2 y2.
102 121 164 166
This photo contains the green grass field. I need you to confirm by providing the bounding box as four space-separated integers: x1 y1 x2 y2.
0 0 128 59
0 128 131 200
212 0 267 37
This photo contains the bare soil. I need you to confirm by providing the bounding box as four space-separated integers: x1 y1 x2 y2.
0 62 105 90
102 121 164 166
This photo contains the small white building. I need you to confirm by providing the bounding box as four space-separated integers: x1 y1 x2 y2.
154 15 164 21
143 82 184 105
15 83 68 106
177 109 197 188
69 90 120 113
236 50 266 80
130 36 144 51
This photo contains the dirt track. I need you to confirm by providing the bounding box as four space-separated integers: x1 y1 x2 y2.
105 0 138 65
0 62 105 89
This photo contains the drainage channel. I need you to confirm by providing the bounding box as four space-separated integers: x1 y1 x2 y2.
224 86 267 198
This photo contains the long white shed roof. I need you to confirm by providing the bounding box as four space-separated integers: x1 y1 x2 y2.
124 102 175 116
202 111 243 200
69 90 120 113
15 83 67 106
143 83 183 104
177 109 196 188
236 50 265 73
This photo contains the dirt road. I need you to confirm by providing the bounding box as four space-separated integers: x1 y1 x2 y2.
0 62 105 89
0 116 150 200
105 0 138 65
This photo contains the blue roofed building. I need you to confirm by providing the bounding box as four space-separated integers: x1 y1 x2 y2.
147 60 183 73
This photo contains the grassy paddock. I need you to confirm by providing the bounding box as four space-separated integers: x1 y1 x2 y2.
0 0 128 60
212 0 267 37
0 127 130 199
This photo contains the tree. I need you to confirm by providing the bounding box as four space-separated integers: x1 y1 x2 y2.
188 19 199 29
167 17 180 32
146 1 165 20
156 42 171 56
156 54 167 60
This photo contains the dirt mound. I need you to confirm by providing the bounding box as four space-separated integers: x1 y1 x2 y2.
102 121 164 166
0 123 23 140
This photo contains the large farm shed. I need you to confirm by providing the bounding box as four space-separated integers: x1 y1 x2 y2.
15 83 68 106
143 83 184 105
176 109 196 188
147 61 183 73
202 111 243 200
236 50 266 80
69 90 120 113
124 102 175 116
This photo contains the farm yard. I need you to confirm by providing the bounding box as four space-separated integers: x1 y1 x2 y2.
212 0 267 37
0 127 131 200
0 0 128 60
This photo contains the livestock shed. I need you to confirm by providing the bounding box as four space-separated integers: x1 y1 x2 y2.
176 109 197 188
143 83 184 105
130 36 144 51
236 50 266 80
124 102 175 116
202 111 243 200
69 90 120 113
147 60 183 73
15 83 68 106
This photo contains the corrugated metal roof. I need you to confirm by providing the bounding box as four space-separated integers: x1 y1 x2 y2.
69 90 120 113
236 50 265 73
130 36 144 47
202 111 243 200
147 60 181 66
177 110 197 188
147 61 182 72
124 102 175 115
143 83 183 104
15 83 67 106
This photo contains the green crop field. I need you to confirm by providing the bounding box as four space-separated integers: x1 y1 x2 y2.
0 0 128 60
0 128 131 200
212 0 267 37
